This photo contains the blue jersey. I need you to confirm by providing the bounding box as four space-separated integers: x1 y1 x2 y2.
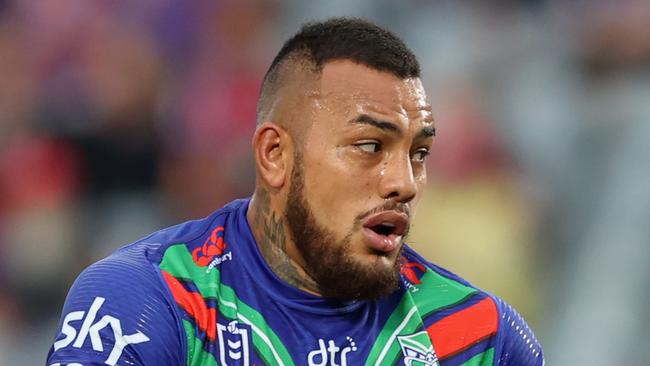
47 198 543 365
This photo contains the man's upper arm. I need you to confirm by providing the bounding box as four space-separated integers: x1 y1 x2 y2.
493 296 544 366
46 249 184 366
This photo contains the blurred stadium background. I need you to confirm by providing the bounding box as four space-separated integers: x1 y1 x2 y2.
1 0 649 364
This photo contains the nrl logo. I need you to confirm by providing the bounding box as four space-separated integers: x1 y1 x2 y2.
397 331 439 366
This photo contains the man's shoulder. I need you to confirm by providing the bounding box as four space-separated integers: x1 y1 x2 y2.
103 197 248 268
401 245 544 365
401 244 521 326
57 197 247 333
52 200 243 325
47 199 249 366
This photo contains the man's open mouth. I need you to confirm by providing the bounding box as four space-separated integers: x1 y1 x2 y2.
362 211 409 252
364 211 408 236
371 222 396 236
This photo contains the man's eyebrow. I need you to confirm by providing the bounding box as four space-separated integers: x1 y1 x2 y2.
351 114 401 134
416 125 436 139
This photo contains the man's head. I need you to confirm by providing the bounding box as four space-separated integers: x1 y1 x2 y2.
251 18 435 300
257 18 421 126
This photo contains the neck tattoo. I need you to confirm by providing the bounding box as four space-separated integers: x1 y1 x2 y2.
250 189 321 293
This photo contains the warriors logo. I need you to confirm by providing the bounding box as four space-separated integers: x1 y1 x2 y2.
397 331 439 366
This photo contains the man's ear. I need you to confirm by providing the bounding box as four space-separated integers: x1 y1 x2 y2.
252 122 293 189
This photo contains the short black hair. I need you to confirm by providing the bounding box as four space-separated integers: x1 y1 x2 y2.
257 17 420 123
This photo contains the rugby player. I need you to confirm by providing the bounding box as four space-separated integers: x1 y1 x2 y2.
47 18 543 366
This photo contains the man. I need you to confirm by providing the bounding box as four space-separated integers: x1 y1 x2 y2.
47 18 543 366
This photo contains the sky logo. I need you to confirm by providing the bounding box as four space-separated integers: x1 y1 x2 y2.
52 297 150 366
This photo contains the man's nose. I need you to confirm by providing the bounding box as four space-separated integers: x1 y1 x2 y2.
378 154 417 203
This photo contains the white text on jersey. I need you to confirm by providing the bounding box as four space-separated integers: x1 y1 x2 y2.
53 297 150 365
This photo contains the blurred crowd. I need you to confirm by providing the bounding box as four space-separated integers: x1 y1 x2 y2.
0 0 649 364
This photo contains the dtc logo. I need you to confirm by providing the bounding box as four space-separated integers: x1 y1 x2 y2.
192 226 228 267
307 337 357 366
397 331 439 366
217 320 251 366
52 297 150 366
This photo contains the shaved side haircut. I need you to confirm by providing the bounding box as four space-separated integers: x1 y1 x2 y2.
256 17 421 125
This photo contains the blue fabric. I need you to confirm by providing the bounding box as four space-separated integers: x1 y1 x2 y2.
46 197 543 366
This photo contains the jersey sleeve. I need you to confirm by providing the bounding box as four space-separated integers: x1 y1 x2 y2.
46 246 185 366
492 296 544 366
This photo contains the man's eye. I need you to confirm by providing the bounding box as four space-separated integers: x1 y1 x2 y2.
412 148 430 162
356 142 381 153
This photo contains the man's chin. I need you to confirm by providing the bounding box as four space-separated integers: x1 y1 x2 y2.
320 277 400 301
355 241 404 264
317 253 402 300
354 252 397 271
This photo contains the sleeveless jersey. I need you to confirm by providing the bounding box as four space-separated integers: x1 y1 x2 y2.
47 198 544 366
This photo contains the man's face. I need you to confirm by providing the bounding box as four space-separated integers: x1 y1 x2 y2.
285 60 434 299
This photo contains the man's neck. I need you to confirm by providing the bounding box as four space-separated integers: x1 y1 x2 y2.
247 188 321 295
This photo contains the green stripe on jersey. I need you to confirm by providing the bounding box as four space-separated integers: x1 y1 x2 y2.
183 319 217 366
409 267 478 316
460 347 494 366
365 267 477 366
160 244 295 366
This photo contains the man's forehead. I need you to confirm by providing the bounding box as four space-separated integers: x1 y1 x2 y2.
316 60 432 119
